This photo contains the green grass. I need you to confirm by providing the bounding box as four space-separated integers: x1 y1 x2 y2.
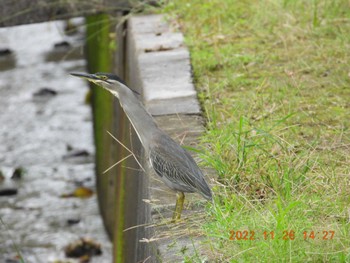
162 0 350 261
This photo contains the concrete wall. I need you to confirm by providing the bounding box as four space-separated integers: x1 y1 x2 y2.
86 13 147 263
85 14 115 240
125 15 211 262
93 14 211 262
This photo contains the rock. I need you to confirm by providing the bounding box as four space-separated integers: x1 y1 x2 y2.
54 41 71 50
63 150 90 159
5 258 20 263
11 167 25 180
0 48 13 56
64 237 102 258
33 88 58 97
0 188 18 196
0 48 16 70
67 218 81 226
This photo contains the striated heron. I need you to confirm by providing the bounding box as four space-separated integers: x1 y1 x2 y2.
71 72 212 220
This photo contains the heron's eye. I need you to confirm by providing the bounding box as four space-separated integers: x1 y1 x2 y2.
99 75 108 81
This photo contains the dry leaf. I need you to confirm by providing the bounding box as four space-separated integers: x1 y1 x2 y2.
61 187 94 198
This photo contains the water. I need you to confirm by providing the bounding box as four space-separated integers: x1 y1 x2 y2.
0 19 112 262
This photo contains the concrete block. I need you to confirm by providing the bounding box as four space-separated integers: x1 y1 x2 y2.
128 14 201 115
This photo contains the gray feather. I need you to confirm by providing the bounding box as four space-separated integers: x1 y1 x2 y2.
150 133 212 200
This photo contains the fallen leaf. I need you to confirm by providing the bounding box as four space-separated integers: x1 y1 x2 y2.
61 187 94 198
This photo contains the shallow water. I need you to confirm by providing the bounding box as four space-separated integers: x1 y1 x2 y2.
0 19 112 262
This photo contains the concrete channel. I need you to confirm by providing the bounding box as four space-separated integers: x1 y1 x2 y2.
0 19 112 262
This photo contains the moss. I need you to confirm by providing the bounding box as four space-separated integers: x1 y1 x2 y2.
85 14 125 263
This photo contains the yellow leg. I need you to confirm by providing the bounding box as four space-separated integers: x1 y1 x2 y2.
172 192 185 221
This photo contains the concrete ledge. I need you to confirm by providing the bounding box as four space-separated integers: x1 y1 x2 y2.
127 15 201 116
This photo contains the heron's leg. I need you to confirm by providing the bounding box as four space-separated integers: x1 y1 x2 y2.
172 192 185 221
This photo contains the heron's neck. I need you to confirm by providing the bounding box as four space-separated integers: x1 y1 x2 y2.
118 90 159 150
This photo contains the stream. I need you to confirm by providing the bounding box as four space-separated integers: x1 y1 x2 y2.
0 18 112 262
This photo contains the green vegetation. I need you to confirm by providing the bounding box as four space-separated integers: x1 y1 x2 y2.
163 0 350 261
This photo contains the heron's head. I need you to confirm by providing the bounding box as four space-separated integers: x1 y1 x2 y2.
70 72 138 97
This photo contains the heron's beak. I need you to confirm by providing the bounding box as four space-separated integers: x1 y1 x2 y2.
70 72 98 82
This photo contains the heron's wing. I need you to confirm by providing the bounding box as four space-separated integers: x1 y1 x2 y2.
150 136 212 200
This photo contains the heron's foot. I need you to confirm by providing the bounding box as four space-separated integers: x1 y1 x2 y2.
171 192 185 222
